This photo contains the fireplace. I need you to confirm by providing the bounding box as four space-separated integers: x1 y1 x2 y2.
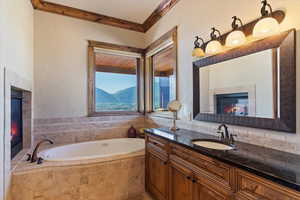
216 92 249 116
11 89 23 159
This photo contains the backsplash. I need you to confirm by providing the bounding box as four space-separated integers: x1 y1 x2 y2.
33 114 300 155
146 115 300 155
33 115 150 145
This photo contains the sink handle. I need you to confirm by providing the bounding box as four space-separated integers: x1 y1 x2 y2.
217 130 225 140
230 134 237 145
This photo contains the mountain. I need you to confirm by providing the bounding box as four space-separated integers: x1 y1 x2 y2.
95 87 136 104
95 88 118 103
113 87 136 104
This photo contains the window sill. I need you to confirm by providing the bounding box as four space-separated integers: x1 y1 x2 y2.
88 111 143 117
148 111 174 119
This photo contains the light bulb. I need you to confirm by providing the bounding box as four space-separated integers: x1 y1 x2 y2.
225 30 246 47
205 40 222 55
192 48 205 57
253 17 280 38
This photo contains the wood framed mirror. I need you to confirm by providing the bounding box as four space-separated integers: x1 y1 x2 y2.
193 29 296 133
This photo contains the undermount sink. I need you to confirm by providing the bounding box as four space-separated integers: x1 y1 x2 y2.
192 140 234 150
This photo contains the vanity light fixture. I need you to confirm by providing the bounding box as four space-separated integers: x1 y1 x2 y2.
226 16 246 47
206 27 223 55
253 0 280 38
192 36 205 57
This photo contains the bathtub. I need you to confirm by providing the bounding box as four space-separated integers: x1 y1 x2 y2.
11 138 146 200
39 138 145 162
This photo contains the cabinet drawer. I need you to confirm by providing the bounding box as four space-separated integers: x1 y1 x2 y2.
236 170 300 200
147 135 168 154
170 143 234 189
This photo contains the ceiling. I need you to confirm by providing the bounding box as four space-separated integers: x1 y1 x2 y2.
95 53 137 74
46 0 163 23
153 46 175 76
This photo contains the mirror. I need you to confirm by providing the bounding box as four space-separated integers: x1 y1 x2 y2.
193 29 296 133
199 49 277 119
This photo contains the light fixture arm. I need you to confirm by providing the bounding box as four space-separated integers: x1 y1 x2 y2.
194 36 205 49
231 16 244 30
260 0 273 17
210 27 221 40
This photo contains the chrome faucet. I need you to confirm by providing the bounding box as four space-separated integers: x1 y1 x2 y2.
217 124 237 145
28 139 54 163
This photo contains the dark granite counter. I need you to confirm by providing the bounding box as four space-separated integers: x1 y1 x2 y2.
145 128 300 192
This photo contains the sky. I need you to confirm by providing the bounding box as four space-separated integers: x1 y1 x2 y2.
95 72 136 93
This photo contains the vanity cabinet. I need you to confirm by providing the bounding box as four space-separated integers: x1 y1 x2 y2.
235 170 300 200
169 159 193 200
146 134 300 200
146 135 169 200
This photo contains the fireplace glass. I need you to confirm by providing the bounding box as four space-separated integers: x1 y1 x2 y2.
11 89 23 159
216 93 248 116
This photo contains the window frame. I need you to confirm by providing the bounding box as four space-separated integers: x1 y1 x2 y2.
151 45 177 112
87 40 144 116
145 27 178 117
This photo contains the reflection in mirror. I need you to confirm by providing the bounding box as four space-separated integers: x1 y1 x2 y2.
199 49 278 119
152 45 176 111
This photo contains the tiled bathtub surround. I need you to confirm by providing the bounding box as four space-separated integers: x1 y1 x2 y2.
33 115 149 145
146 115 300 155
9 153 145 200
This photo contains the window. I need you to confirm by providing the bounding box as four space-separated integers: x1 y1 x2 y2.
152 45 177 112
95 53 138 112
88 41 144 116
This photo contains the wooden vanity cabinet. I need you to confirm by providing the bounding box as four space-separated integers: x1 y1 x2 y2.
235 170 300 200
169 150 234 200
146 135 169 200
169 159 193 200
145 134 300 200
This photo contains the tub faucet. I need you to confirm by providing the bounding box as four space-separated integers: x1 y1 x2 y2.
28 139 54 163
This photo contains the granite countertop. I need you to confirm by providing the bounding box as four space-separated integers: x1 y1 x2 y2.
145 128 300 192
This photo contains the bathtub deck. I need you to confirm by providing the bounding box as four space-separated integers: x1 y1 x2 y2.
12 143 145 174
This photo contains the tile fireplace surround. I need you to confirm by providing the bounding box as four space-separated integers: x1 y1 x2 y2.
2 68 33 199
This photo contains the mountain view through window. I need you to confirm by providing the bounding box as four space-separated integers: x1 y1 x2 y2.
94 52 138 112
95 72 137 112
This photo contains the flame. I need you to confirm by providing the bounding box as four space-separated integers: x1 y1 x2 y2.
224 105 246 114
11 123 18 138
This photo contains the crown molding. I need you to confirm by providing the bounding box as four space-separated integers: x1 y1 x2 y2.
143 0 180 32
31 0 181 33
31 0 145 32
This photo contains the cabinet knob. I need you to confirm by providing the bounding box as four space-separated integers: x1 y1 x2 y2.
186 176 191 180
192 179 196 183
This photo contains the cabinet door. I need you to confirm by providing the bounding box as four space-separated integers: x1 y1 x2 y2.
147 151 168 200
169 160 193 200
193 172 232 200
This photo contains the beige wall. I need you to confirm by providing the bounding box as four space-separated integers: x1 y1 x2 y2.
145 0 300 154
0 0 34 199
0 0 34 81
34 11 145 119
0 67 4 200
